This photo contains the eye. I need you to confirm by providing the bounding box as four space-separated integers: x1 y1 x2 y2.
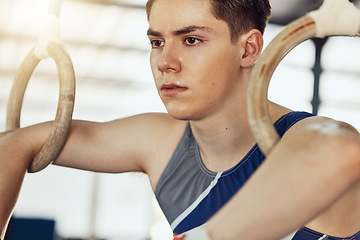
150 40 165 48
184 37 202 46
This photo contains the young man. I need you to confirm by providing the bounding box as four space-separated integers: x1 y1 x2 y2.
1 0 360 239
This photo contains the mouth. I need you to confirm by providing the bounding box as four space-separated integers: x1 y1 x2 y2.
161 83 188 96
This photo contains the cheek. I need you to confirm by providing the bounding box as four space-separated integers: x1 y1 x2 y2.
149 54 161 85
149 54 157 75
201 50 237 76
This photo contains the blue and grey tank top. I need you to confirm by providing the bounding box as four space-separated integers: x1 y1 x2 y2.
155 111 360 240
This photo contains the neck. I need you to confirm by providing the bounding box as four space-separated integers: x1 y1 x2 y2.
187 65 291 172
189 91 256 172
189 98 292 172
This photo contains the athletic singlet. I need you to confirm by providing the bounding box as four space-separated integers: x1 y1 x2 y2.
155 111 360 240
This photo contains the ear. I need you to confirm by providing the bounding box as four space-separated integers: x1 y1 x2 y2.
239 29 263 68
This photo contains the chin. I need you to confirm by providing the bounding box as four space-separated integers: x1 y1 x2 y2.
162 99 204 121
166 107 206 122
165 105 193 121
167 110 191 121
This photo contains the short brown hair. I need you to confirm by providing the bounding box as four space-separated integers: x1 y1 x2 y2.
145 0 271 42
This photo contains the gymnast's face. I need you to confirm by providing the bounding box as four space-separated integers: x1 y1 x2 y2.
147 0 245 120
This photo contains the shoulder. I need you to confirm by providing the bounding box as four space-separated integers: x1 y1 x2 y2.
268 101 358 135
118 113 188 186
281 115 360 163
285 115 358 136
269 103 360 164
111 112 188 137
103 113 188 157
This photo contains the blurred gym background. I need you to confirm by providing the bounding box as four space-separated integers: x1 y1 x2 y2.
0 0 359 239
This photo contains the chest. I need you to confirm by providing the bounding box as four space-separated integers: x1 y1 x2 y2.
155 140 265 234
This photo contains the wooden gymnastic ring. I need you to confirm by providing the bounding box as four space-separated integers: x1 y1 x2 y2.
6 42 75 173
247 9 360 156
247 16 318 156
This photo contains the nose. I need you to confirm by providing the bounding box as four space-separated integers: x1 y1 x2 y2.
157 43 181 73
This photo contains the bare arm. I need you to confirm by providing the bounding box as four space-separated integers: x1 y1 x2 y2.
205 117 360 240
0 112 185 238
53 113 186 176
0 129 38 238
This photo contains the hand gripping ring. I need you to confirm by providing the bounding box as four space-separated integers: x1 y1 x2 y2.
247 0 360 156
6 42 75 173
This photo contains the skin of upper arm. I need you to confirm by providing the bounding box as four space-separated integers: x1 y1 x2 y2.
53 113 186 175
204 116 360 240
282 116 359 144
276 116 360 177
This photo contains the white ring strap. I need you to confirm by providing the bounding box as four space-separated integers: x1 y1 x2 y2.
48 0 62 17
34 14 61 60
34 0 63 60
307 0 360 38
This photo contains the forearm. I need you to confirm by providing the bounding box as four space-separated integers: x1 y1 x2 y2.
0 130 34 238
205 126 360 240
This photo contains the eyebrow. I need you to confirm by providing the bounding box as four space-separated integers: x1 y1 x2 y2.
147 26 213 37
